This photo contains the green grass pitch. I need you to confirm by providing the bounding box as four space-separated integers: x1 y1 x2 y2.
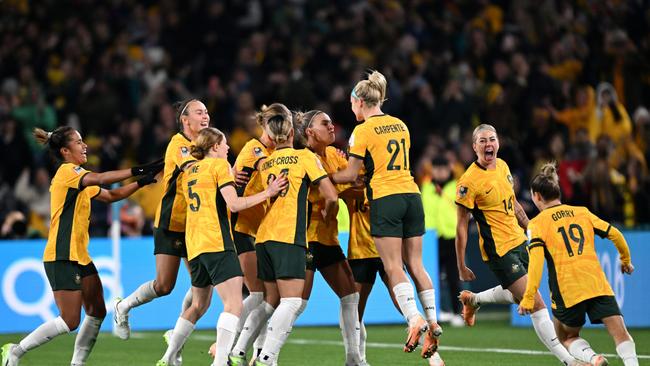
1 320 648 365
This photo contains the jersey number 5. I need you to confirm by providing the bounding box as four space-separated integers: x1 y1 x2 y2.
188 179 201 212
558 224 585 257
387 138 408 170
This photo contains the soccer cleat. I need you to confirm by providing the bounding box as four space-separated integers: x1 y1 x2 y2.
1 343 19 366
403 315 429 353
155 361 169 366
458 291 479 327
430 353 444 366
591 354 608 366
421 323 443 358
163 330 183 365
228 354 248 366
428 351 445 366
112 297 131 340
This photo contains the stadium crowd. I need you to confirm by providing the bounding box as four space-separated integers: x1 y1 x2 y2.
1 0 649 239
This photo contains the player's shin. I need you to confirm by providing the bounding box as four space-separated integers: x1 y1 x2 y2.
340 293 362 364
257 297 301 365
71 316 104 365
160 317 194 363
213 312 239 366
530 309 575 365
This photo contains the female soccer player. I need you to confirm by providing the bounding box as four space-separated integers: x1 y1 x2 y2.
331 70 441 359
236 103 338 366
113 99 210 341
156 127 286 366
230 109 275 345
344 193 445 366
293 110 364 365
455 124 586 366
519 163 638 366
0 127 162 366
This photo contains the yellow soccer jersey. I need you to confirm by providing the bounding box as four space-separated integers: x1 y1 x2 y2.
525 205 617 309
306 146 350 246
233 138 272 237
455 159 527 261
345 196 378 260
184 158 236 261
43 163 101 265
348 115 419 200
154 133 196 232
256 147 328 246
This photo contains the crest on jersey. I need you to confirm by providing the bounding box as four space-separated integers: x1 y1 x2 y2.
348 133 355 147
73 166 83 174
458 186 468 198
254 147 263 157
180 146 190 157
507 174 514 185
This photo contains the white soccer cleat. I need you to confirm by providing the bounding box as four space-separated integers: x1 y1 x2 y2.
428 351 445 366
112 297 131 340
163 330 183 365
590 354 608 366
0 343 19 366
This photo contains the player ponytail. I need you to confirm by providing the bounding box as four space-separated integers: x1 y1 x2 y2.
173 98 198 132
351 70 387 107
33 126 75 160
258 103 292 145
530 162 561 201
191 127 225 160
293 110 323 149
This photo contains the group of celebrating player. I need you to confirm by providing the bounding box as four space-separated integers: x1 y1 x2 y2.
0 70 640 366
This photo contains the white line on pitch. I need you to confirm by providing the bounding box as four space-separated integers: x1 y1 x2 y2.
127 333 650 359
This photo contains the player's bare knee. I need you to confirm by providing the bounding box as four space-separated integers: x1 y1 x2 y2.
223 301 243 316
154 281 175 296
87 304 107 319
62 314 80 331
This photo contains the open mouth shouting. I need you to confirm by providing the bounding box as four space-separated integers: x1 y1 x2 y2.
484 146 495 160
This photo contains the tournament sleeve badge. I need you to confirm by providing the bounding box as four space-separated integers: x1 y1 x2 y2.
73 166 84 174
348 133 355 147
458 185 468 198
180 146 190 158
254 146 263 157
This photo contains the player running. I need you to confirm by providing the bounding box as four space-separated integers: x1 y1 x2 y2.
1 127 161 366
519 163 639 366
113 99 209 343
455 124 588 366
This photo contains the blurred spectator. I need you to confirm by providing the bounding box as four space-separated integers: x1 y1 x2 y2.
0 0 649 232
581 135 625 223
421 156 462 326
0 117 33 187
1 211 28 240
549 85 598 143
13 167 51 238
